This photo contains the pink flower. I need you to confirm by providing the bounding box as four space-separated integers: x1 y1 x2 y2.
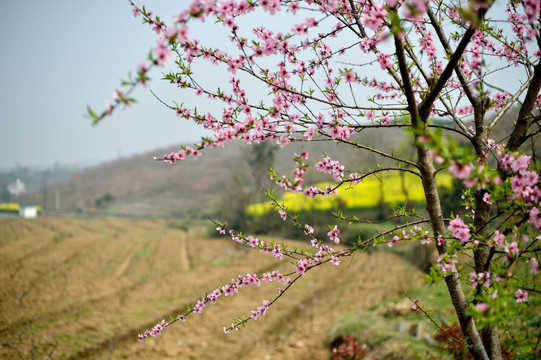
262 272 273 284
505 241 519 257
271 244 283 260
469 272 478 288
379 113 390 125
153 42 173 66
304 224 314 235
342 69 357 83
376 53 392 70
304 127 315 141
105 101 113 116
449 161 474 180
510 155 531 172
132 5 140 17
448 216 470 243
476 302 489 313
388 235 399 247
296 259 308 274
527 258 539 274
363 2 387 30
288 2 300 14
147 319 167 338
529 207 541 229
493 230 505 248
327 225 340 244
246 236 259 248
330 256 340 266
437 254 458 273
365 110 375 122
315 156 344 180
222 283 236 296
193 299 205 313
523 0 541 24
279 209 287 221
515 289 528 303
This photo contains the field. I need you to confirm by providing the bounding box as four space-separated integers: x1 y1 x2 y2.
0 216 446 359
246 172 454 215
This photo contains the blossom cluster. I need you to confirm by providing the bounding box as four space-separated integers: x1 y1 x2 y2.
315 156 345 181
448 216 470 244
137 319 167 341
499 153 540 206
469 271 491 289
436 253 458 274
137 267 288 340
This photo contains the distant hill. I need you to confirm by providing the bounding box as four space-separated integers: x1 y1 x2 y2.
22 107 537 218
21 128 403 218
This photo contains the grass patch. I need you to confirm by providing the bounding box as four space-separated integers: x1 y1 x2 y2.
328 310 445 359
63 307 92 321
133 242 150 259
210 255 236 268
403 280 456 323
33 318 59 332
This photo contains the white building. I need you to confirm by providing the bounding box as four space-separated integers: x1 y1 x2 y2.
19 204 37 218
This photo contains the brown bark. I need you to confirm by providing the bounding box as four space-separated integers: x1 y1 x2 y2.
507 61 541 152
472 160 501 360
418 147 490 360
393 27 490 359
388 7 499 354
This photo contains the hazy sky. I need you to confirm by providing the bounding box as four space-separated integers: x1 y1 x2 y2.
0 1 526 172
0 1 209 170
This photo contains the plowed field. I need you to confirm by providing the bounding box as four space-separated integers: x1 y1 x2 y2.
0 217 425 359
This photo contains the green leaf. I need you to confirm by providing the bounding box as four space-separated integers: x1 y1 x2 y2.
87 105 101 125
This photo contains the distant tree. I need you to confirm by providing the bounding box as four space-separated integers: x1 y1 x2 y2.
221 142 277 230
95 192 115 208
90 1 541 358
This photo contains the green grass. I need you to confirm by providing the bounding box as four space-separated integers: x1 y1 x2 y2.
210 255 236 268
63 307 92 321
133 242 150 259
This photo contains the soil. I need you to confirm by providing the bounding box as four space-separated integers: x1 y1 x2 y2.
0 216 424 359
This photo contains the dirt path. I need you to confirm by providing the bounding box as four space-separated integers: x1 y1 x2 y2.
114 244 138 278
178 230 191 272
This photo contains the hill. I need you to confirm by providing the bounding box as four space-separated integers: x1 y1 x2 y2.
20 108 536 220
21 128 406 218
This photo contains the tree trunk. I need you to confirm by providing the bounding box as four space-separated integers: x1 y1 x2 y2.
416 145 490 360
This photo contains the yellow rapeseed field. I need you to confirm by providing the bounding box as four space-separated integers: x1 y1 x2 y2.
246 172 454 215
0 203 22 212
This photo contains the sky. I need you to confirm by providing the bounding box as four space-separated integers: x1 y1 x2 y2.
0 1 209 171
0 1 527 172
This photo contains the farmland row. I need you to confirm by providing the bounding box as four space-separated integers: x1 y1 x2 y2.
100 240 424 360
0 217 179 358
1 216 428 360
0 217 294 359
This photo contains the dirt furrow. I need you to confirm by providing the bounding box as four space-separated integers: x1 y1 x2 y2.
72 254 285 359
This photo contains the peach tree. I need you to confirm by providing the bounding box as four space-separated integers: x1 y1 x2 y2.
89 0 541 358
